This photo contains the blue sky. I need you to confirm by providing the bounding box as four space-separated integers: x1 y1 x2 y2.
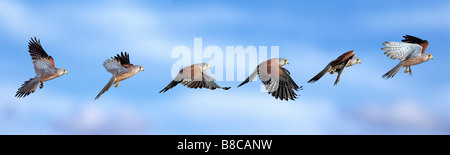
0 0 449 134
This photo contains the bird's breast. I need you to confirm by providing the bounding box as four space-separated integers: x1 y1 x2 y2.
116 72 137 82
403 57 427 66
39 74 59 83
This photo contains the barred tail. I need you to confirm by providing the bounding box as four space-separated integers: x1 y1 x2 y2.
95 76 116 100
16 77 40 98
382 61 404 79
237 67 258 87
159 80 180 93
308 64 331 83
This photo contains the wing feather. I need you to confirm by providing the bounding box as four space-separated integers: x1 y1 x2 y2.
114 52 131 65
382 42 422 61
103 58 131 76
203 73 230 90
402 35 426 44
28 37 56 68
260 66 299 101
33 59 56 76
330 51 355 67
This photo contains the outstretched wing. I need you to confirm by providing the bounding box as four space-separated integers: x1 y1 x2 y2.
28 37 56 76
179 70 230 90
103 58 131 76
382 42 422 61
29 37 55 68
402 35 429 54
160 64 230 93
260 65 300 101
402 35 426 44
114 52 133 69
33 59 56 76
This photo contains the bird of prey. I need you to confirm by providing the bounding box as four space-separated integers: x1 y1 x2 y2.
307 51 361 85
159 63 230 93
15 37 68 98
95 52 144 100
381 35 433 79
237 58 301 101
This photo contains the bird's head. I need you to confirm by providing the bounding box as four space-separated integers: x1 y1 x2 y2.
201 63 212 71
135 65 144 72
279 58 289 66
427 53 433 60
421 53 433 61
57 68 68 76
356 57 361 64
347 57 361 67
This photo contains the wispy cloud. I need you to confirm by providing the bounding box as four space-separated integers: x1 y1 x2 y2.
0 1 62 39
360 2 450 32
1 0 449 135
0 84 150 135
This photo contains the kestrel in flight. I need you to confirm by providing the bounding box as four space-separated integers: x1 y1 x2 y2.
95 52 144 100
238 58 301 101
308 51 361 85
382 35 433 79
15 37 68 98
159 63 230 93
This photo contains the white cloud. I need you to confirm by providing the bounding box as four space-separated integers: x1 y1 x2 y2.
0 0 183 61
148 91 359 134
0 1 62 40
54 102 149 135
356 98 446 134
1 0 449 135
162 4 249 28
0 1 26 32
0 84 150 135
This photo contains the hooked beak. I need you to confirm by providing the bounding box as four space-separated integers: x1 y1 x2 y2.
64 70 68 74
358 59 361 64
286 60 289 64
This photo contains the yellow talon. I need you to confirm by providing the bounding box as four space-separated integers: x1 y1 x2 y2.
409 67 412 76
404 67 409 73
115 81 120 88
330 70 335 74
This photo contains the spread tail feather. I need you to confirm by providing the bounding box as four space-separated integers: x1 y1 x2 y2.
382 62 404 79
16 77 40 98
95 77 116 100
